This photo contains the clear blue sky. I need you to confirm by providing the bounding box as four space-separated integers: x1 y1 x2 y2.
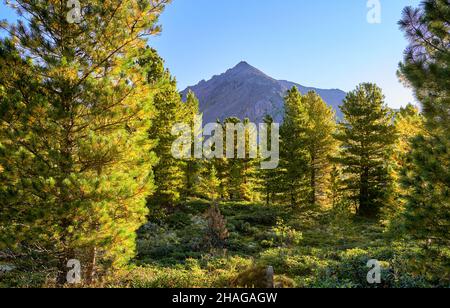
0 0 421 108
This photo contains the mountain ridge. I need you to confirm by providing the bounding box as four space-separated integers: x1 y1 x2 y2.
181 62 347 123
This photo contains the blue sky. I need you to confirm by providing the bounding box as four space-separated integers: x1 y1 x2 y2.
0 0 421 108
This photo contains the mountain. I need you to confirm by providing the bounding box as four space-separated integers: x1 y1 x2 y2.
181 61 347 123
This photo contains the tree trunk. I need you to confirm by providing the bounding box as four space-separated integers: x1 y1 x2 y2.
185 162 193 200
56 248 75 286
359 167 371 217
310 154 316 206
86 246 97 285
290 183 296 207
56 254 68 286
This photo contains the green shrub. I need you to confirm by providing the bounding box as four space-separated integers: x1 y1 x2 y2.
261 220 302 248
124 256 253 288
0 270 50 288
259 248 330 278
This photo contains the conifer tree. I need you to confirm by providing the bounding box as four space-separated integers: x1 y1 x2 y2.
182 90 201 199
334 83 396 217
222 117 259 201
279 87 310 207
398 0 449 133
199 165 221 201
148 74 186 209
0 0 170 284
259 115 280 205
303 91 338 207
386 105 424 218
212 120 231 200
213 156 231 200
398 0 449 248
328 164 344 209
223 117 242 200
239 118 261 201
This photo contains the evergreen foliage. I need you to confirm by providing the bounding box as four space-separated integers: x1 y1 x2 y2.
259 115 280 205
182 90 201 199
398 0 449 249
386 105 424 218
148 73 186 209
0 0 171 283
334 83 396 217
303 91 338 207
278 87 310 207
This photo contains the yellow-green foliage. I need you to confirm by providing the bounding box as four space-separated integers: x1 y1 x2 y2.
0 0 171 283
116 257 253 288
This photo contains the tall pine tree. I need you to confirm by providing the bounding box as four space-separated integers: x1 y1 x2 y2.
182 90 202 199
303 91 338 207
259 115 280 205
148 73 186 209
221 117 260 201
386 105 424 219
279 87 310 207
0 0 170 284
398 0 450 248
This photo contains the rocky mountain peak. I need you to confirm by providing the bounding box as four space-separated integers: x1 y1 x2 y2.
181 62 347 123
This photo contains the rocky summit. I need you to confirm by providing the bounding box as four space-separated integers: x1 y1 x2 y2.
181 61 347 123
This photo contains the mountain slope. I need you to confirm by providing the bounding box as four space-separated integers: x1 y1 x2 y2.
181 61 346 123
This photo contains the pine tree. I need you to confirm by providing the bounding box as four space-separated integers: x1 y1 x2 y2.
334 83 396 217
214 157 231 201
212 120 231 200
0 0 170 284
182 90 201 199
398 0 450 248
220 117 260 201
303 91 338 207
259 115 280 205
239 118 261 201
398 0 450 133
148 73 186 209
223 117 242 200
328 164 344 209
279 87 310 207
386 105 424 218
199 165 221 201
